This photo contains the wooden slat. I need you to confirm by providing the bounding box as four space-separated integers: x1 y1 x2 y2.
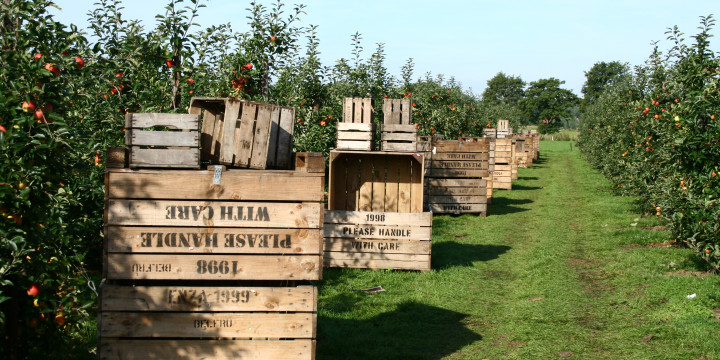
426 203 487 213
106 254 322 280
382 142 416 152
99 339 315 360
391 99 401 124
430 152 489 161
371 156 385 212
425 195 487 204
324 238 430 254
250 103 273 169
129 131 198 147
275 107 295 169
106 227 323 254
106 200 322 228
337 131 374 141
426 169 489 178
235 102 257 167
323 224 431 241
129 148 199 169
358 157 373 211
384 158 399 212
433 141 490 152
106 168 323 201
429 160 488 169
410 154 424 213
101 312 316 338
329 154 347 211
400 99 411 124
381 124 416 132
342 97 353 123
128 113 200 130
346 154 360 211
425 186 486 196
324 210 432 226
353 98 362 123
266 107 281 168
425 178 486 187
335 140 373 151
381 132 416 141
361 98 372 123
324 253 430 271
101 284 317 312
397 157 411 213
337 122 374 131
382 99 392 124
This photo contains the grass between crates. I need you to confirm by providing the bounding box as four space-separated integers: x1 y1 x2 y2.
315 141 720 360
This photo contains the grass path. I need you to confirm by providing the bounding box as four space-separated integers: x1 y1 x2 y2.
317 141 720 359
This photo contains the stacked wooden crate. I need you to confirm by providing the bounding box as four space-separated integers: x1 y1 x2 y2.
324 151 431 271
492 137 514 190
530 130 540 160
381 98 417 152
100 109 323 359
124 113 201 169
424 137 491 216
513 134 532 168
336 97 375 151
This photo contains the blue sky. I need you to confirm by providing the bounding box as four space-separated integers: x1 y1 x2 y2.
49 0 719 97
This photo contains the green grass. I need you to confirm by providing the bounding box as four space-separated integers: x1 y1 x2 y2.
316 140 720 359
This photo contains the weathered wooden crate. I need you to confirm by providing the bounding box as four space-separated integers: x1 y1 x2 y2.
380 124 417 152
328 151 424 213
382 98 412 125
513 134 532 168
492 138 514 190
294 152 325 173
189 97 295 169
323 210 432 271
336 122 375 151
98 282 317 360
531 131 540 160
104 166 325 281
125 113 200 169
424 138 491 215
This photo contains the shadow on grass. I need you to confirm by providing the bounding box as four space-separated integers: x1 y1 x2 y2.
518 176 539 180
486 196 532 216
432 242 511 268
317 301 482 360
509 184 542 191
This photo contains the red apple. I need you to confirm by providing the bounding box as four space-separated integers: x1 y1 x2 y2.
34 53 42 61
74 57 84 69
34 109 44 120
27 284 40 297
245 62 253 70
44 63 60 76
186 78 195 85
22 100 36 113
0 125 6 133
54 313 66 326
115 72 123 77
165 58 174 67
270 36 276 42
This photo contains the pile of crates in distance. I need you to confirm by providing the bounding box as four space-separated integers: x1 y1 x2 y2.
99 98 323 359
324 98 432 272
484 120 516 190
424 137 492 216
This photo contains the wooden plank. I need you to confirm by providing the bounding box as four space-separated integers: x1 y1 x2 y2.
342 97 353 123
381 124 416 132
381 132 416 141
426 168 489 178
329 154 347 211
425 186 486 196
346 154 360 211
397 158 411 213
433 141 490 152
425 195 487 204
337 122 374 132
425 178 486 188
129 148 199 169
427 203 487 213
382 142 416 152
353 98 362 123
493 170 512 177
218 100 241 165
323 224 431 241
276 107 295 169
429 160 488 169
128 113 199 130
99 339 315 360
250 103 273 169
130 131 198 147
400 99 411 124
382 99 392 124
391 99 401 124
324 210 432 226
324 238 430 254
361 98 372 123
106 254 322 281
410 154 424 213
358 156 373 211
335 140 372 151
371 156 386 212
106 227 323 254
266 106 281 168
235 102 257 167
383 157 399 212
107 169 323 201
101 312 316 338
101 284 317 312
294 152 325 173
324 253 430 271
106 200 322 228
337 131 374 141
430 152 489 161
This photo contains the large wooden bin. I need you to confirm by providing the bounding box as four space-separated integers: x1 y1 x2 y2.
424 138 491 215
325 151 432 271
100 165 324 359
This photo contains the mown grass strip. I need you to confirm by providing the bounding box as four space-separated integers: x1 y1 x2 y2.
317 141 720 360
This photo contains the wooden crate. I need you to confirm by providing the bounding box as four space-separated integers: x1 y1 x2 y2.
104 167 325 281
336 122 375 151
513 134 532 168
125 113 200 169
424 138 491 215
98 282 316 360
492 138 514 190
323 210 432 271
189 97 295 170
380 124 417 152
382 98 412 125
328 151 424 213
